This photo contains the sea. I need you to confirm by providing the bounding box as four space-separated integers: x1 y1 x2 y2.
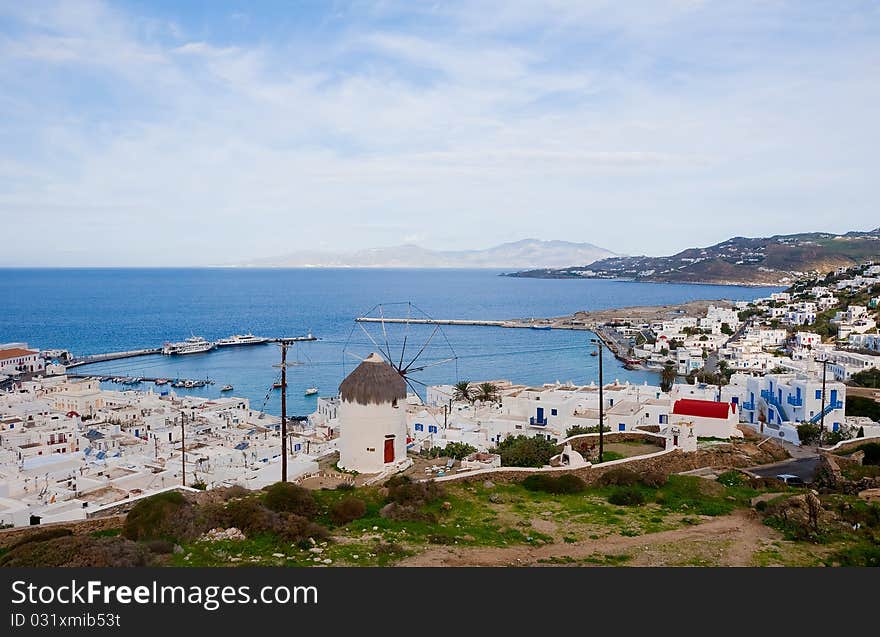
0 268 781 416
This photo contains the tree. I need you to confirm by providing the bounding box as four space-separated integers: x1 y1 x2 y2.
474 382 500 403
452 380 474 404
491 435 557 468
721 322 734 335
660 363 676 393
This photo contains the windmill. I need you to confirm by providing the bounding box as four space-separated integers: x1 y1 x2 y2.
338 302 459 473
342 302 459 401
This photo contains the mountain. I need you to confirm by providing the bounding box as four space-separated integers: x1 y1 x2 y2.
507 228 880 286
242 239 617 269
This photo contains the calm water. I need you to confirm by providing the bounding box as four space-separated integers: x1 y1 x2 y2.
0 269 779 415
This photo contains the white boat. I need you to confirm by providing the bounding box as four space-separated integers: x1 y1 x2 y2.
162 336 215 355
220 384 233 392
304 387 318 396
215 333 270 347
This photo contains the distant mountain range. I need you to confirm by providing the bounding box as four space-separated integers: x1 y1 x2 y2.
242 239 617 269
507 228 880 286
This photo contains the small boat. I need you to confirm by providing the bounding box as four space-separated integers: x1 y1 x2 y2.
590 351 598 357
221 385 233 392
530 324 552 330
273 381 286 389
155 378 168 385
304 387 318 396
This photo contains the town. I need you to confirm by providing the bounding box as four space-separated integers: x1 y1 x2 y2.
1 260 878 534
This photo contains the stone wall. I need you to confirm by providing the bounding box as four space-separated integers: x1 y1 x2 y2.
436 443 763 486
0 515 125 549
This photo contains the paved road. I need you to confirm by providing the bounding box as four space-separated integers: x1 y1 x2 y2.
746 456 821 483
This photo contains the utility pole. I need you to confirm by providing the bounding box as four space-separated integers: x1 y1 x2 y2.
591 337 604 463
819 359 828 447
180 411 186 486
274 340 292 482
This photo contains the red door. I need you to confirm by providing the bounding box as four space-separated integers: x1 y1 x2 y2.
384 438 394 463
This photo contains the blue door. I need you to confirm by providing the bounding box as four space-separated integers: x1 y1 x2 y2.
536 407 544 423
830 389 838 405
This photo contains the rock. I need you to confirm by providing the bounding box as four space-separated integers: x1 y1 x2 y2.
173 544 184 554
322 558 332 564
199 527 246 542
272 553 285 558
461 534 475 542
308 547 324 554
488 493 504 504
483 480 496 489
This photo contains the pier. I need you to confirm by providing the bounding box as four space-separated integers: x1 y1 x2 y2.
357 317 536 328
67 348 162 368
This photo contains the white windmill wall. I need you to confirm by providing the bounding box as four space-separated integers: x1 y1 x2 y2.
338 399 408 474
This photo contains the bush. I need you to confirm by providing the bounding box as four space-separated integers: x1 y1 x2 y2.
385 476 445 507
0 536 150 567
596 467 640 487
144 539 175 554
640 470 669 488
440 442 478 460
797 423 821 446
123 491 196 542
521 474 586 494
716 470 748 487
565 425 610 437
492 435 557 468
263 482 318 519
335 482 355 491
7 527 73 550
608 487 645 506
379 501 437 523
855 442 880 466
329 497 367 525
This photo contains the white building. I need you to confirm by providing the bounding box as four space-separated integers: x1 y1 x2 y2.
337 353 409 474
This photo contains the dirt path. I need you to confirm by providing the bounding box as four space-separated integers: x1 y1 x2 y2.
398 509 778 567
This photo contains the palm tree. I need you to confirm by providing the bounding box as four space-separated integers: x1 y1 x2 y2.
475 382 499 403
660 363 676 393
452 380 474 404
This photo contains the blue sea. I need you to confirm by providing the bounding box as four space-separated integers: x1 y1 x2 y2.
0 269 780 415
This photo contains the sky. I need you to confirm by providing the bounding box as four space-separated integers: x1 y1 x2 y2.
0 0 878 266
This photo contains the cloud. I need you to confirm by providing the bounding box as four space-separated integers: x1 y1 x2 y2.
0 1 878 266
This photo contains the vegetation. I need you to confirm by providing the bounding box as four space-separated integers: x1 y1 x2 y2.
422 442 477 460
850 368 880 389
846 396 880 422
608 486 645 506
565 424 610 437
123 491 194 542
452 381 474 404
521 474 586 494
660 362 676 393
263 482 318 518
474 382 500 403
329 497 367 525
491 435 558 467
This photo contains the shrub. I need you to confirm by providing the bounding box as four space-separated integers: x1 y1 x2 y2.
144 539 175 554
521 474 586 494
222 498 280 536
596 467 640 487
329 497 367 525
608 487 645 506
123 491 196 542
492 435 557 467
190 480 207 491
385 476 445 507
640 470 668 488
796 423 821 446
263 482 318 519
858 442 880 466
7 527 73 550
565 425 610 438
716 470 748 487
0 536 150 567
440 442 478 460
379 502 437 523
335 482 355 491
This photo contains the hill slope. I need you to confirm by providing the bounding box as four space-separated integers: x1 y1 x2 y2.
243 239 617 269
508 229 880 285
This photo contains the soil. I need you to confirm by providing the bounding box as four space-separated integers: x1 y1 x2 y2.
398 509 800 567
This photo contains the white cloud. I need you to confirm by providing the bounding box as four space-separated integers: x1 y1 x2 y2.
0 0 878 266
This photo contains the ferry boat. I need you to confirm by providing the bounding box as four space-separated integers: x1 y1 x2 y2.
215 333 270 347
162 336 215 356
304 387 318 396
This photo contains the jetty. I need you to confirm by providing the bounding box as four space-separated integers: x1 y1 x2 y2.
357 317 535 329
67 348 162 368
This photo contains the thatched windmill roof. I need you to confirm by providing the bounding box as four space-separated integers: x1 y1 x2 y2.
339 352 407 406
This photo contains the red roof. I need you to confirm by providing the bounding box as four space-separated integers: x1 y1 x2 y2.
672 399 732 420
0 348 37 361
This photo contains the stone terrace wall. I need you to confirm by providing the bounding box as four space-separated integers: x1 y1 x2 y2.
0 515 125 549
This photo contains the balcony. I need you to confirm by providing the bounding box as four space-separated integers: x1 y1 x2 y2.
529 417 547 426
787 395 803 407
741 401 755 411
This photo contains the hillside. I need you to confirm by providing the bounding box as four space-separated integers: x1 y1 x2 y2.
507 229 880 286
242 239 616 269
